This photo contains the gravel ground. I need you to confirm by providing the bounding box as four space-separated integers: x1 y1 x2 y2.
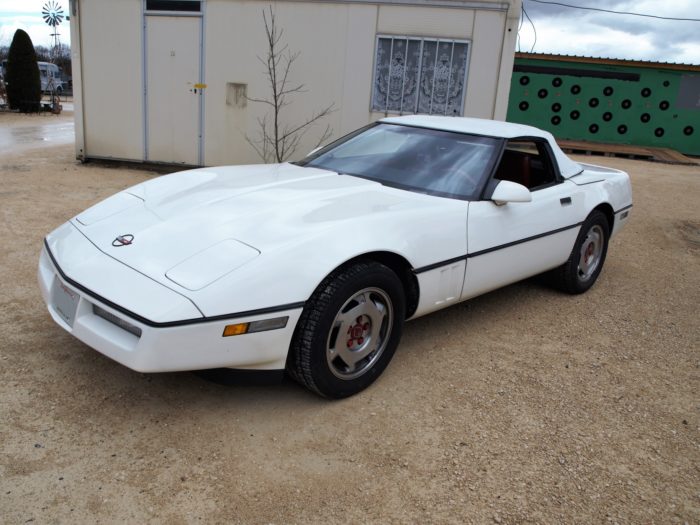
1 112 698 524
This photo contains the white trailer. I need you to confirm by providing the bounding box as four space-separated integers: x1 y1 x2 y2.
68 0 520 166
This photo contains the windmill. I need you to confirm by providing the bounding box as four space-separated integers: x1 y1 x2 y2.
42 1 64 62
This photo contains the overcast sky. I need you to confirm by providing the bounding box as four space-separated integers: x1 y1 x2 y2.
518 0 700 64
0 0 698 64
0 0 70 49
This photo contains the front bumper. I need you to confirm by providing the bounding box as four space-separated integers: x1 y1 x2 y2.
38 246 302 372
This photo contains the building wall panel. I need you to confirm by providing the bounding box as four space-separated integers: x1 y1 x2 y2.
204 1 353 165
79 0 143 160
463 10 505 118
376 5 475 39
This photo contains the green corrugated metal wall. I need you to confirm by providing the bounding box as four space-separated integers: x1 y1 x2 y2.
506 56 700 156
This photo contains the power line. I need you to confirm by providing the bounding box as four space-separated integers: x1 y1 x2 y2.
528 0 700 22
517 2 525 51
522 2 537 52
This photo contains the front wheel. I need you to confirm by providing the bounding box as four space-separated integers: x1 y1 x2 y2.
551 210 610 294
287 261 405 398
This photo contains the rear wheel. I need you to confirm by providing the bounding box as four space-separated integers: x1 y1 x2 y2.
551 210 610 294
287 261 405 398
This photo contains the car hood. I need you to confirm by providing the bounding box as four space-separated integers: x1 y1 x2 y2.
70 163 431 291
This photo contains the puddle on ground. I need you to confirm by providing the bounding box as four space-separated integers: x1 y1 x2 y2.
0 119 75 156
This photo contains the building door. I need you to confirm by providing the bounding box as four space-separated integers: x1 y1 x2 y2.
145 14 202 165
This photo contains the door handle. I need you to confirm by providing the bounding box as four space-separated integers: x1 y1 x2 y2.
560 197 572 206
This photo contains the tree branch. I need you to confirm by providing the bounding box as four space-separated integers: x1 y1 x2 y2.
244 5 335 163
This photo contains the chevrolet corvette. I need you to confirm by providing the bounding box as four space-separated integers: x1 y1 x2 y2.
39 116 632 398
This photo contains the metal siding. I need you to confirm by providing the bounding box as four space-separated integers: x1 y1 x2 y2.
80 0 144 160
376 5 475 38
463 10 505 118
507 57 700 156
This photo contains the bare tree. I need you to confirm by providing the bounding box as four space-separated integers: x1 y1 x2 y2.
246 6 334 163
34 45 51 62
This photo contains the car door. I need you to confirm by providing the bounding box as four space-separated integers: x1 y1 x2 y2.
461 138 585 300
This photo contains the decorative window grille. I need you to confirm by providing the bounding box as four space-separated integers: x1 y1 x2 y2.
371 36 470 116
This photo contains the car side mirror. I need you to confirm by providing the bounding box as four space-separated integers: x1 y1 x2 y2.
491 180 532 206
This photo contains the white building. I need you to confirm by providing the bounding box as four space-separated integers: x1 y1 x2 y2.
69 0 520 166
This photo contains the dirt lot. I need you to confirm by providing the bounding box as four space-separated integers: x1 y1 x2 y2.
1 111 698 524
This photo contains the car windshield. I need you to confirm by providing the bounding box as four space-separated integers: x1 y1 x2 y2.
300 123 502 200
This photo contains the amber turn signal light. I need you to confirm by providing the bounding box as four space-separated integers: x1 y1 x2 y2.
222 316 289 337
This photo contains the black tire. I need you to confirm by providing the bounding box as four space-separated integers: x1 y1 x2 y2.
287 261 405 398
551 210 610 294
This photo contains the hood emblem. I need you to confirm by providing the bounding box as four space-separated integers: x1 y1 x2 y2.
112 234 134 247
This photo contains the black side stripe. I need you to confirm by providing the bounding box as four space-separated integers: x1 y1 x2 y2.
44 240 305 328
469 222 584 258
411 254 469 274
614 204 633 214
413 221 583 274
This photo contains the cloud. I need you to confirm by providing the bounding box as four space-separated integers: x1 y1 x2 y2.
0 0 70 47
0 0 68 16
0 16 67 47
520 0 700 63
675 42 700 64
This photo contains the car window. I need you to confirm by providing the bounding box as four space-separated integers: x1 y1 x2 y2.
302 123 502 200
494 139 559 190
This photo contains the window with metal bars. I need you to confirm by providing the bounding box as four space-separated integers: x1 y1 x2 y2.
371 36 470 116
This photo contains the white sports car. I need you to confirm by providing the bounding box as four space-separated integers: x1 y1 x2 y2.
39 116 632 398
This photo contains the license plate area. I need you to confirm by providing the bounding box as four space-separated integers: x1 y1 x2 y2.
51 278 80 327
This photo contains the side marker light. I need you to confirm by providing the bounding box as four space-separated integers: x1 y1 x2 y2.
222 316 289 337
223 323 249 337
